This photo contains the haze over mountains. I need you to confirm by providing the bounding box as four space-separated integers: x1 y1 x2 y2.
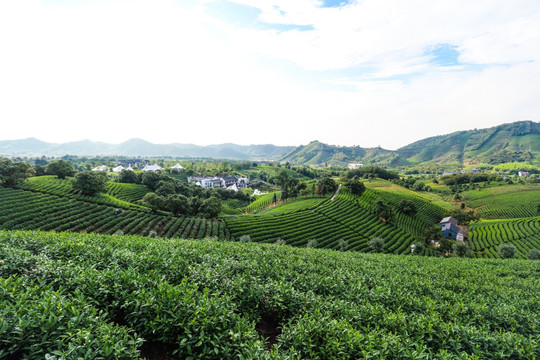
1 121 539 166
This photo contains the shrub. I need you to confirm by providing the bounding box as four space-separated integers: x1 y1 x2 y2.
275 238 286 245
306 239 318 248
453 242 470 257
412 242 425 255
368 237 385 252
239 235 251 243
498 244 516 259
397 199 417 215
527 249 540 260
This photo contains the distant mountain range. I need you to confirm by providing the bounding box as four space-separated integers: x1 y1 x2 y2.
2 121 539 166
0 138 295 160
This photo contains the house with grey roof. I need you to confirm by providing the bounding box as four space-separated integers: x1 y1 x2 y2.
440 216 468 241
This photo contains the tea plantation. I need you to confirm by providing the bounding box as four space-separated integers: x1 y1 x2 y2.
0 187 228 239
1 230 538 359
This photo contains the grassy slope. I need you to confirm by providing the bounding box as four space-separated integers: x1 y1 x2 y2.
2 230 538 359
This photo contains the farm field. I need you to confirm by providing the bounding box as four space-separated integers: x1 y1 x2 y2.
0 187 227 240
469 216 540 259
363 178 458 211
226 189 424 254
460 184 540 219
1 230 537 359
22 175 149 209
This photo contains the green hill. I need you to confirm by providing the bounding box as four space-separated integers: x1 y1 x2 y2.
225 186 447 254
397 120 540 165
1 230 537 359
278 140 400 166
279 121 540 166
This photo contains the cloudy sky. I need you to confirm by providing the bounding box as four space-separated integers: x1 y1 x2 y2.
1 0 539 149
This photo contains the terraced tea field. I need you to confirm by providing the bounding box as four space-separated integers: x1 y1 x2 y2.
461 184 540 219
0 187 228 239
469 216 540 258
22 175 148 209
226 189 422 254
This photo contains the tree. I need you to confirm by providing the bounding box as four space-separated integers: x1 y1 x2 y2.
346 177 365 196
368 237 385 252
142 192 165 212
34 164 46 176
373 199 395 223
397 199 417 215
412 181 426 191
141 172 163 190
537 203 540 215
71 171 107 196
156 181 176 197
318 178 338 195
0 158 34 187
200 196 221 218
46 160 75 179
167 194 190 216
453 242 470 257
118 170 139 184
498 244 516 259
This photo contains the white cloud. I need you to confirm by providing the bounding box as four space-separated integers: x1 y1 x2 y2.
223 0 540 71
0 0 539 150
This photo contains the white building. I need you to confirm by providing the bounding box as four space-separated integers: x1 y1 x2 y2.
188 175 250 190
142 164 162 172
112 166 124 173
348 163 364 170
92 165 108 172
171 163 184 170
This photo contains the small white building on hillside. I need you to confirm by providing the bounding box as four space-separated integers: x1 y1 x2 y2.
171 163 184 170
112 166 124 173
348 163 364 170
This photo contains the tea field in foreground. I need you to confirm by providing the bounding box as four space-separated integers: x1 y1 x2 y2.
1 230 538 359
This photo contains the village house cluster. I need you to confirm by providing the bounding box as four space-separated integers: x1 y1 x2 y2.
187 175 250 192
91 163 183 173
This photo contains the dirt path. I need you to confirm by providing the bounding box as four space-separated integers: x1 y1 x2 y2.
330 184 342 201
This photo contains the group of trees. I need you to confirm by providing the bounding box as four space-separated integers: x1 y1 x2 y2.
344 166 399 181
276 170 307 199
440 173 497 185
345 177 365 196
0 158 34 187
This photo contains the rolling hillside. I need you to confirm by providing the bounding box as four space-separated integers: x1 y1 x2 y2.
278 121 540 166
2 121 538 166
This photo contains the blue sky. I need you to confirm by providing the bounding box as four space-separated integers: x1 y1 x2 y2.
0 0 539 149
